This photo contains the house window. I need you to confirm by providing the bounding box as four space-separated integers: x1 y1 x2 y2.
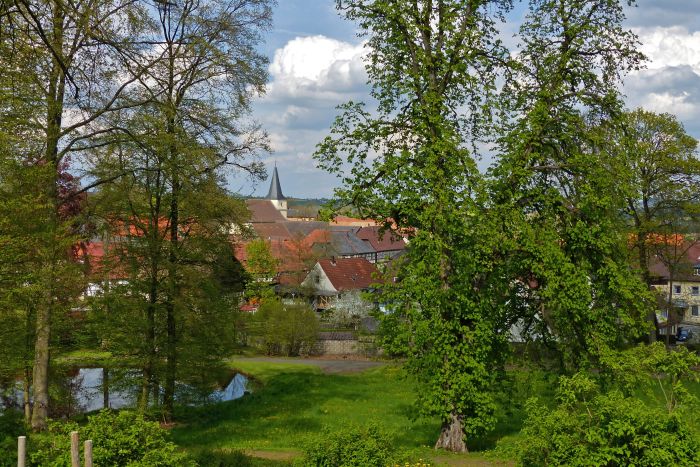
693 305 699 317
674 285 682 294
662 310 669 319
692 287 699 296
694 268 700 276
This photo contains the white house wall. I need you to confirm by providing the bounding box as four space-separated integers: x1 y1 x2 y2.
301 263 337 295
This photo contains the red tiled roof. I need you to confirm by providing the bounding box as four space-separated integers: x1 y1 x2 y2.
318 257 380 291
246 200 286 223
77 241 129 280
251 222 291 240
233 239 309 279
649 241 700 282
304 229 332 246
355 226 406 252
330 215 374 227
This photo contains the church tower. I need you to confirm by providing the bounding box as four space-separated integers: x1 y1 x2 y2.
266 164 288 218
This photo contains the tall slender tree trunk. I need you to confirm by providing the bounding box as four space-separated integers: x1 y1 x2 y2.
636 232 658 343
31 292 52 430
102 367 109 409
163 175 179 421
23 305 33 423
32 1 66 430
23 367 31 423
139 283 158 412
666 277 674 346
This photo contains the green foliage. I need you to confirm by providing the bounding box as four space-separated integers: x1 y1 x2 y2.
617 109 700 245
28 410 193 466
519 385 699 466
252 300 319 356
517 344 700 466
490 0 651 370
316 0 514 450
191 448 256 467
301 425 393 467
0 411 25 467
244 239 279 300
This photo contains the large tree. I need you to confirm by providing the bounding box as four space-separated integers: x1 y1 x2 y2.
0 0 152 430
316 0 512 452
89 0 272 421
491 0 650 368
614 109 700 341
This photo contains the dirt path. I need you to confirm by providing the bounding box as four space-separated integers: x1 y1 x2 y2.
245 449 513 466
235 356 386 374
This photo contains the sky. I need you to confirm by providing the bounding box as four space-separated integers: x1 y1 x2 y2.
236 0 700 199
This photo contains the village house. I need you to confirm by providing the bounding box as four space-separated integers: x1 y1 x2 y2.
301 257 380 310
649 241 700 339
237 166 382 284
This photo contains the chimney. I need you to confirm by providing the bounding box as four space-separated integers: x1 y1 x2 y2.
331 256 336 265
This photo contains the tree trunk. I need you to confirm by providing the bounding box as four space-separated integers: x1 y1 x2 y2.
102 367 109 409
163 301 176 421
163 175 179 421
434 412 468 453
636 234 658 343
139 291 157 412
32 0 66 431
31 304 51 431
24 308 33 423
23 368 31 423
666 278 673 346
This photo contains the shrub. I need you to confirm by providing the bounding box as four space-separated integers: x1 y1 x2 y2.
191 448 254 466
301 425 393 467
253 299 319 356
518 372 700 466
0 410 24 467
325 291 374 329
29 410 193 466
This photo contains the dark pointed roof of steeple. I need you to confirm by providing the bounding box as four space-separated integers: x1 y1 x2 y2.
266 165 286 200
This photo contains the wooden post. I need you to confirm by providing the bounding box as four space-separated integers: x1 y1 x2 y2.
17 436 26 467
70 431 80 467
84 440 93 467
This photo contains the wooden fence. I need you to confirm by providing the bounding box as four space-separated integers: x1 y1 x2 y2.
17 431 93 467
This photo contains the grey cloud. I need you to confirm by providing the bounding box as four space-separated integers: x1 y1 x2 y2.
625 1 700 32
626 66 700 104
623 65 700 136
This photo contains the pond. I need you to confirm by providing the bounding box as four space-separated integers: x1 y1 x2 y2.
0 367 249 416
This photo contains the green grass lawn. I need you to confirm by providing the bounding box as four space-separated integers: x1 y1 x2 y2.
171 359 518 465
46 351 700 466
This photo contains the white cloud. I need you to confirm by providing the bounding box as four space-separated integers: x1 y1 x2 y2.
266 35 368 100
244 35 372 197
622 27 700 136
634 26 700 73
623 65 700 138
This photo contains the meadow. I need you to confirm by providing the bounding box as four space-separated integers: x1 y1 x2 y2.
170 358 551 466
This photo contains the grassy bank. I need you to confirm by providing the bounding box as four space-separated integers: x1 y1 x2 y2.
171 359 519 465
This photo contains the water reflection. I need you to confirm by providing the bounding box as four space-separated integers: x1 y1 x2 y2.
1 368 249 416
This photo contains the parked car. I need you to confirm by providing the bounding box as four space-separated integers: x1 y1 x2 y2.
676 328 694 343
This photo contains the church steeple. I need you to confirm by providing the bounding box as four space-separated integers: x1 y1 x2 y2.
266 164 286 201
265 164 288 218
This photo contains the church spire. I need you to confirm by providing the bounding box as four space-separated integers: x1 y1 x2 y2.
266 165 286 200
